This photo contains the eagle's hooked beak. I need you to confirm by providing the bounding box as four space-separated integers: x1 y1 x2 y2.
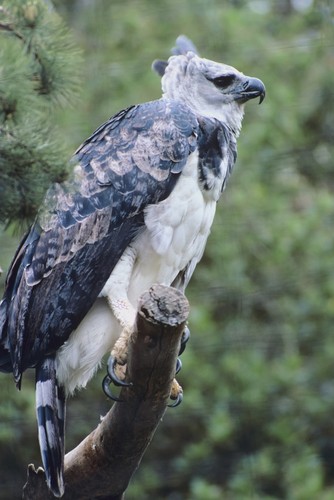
237 76 266 104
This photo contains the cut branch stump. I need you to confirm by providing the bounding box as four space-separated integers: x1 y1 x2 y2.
22 284 189 499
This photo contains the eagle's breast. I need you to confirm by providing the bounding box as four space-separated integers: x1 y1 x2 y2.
127 150 218 302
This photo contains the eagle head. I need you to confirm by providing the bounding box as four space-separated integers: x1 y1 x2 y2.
153 36 265 136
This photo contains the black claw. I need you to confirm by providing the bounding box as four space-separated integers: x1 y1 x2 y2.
168 391 183 408
102 375 123 402
107 355 132 387
179 326 190 355
175 357 182 375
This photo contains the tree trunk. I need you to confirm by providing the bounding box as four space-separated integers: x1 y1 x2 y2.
22 284 189 499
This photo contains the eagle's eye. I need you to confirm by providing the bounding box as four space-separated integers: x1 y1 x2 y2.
209 74 236 88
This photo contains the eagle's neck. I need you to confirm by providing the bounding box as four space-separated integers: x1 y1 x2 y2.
196 117 237 201
162 91 244 138
161 60 245 137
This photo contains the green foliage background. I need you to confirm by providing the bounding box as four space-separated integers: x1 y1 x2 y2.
1 0 334 498
0 0 81 227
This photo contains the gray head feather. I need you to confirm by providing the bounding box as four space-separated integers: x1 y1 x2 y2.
152 35 198 77
153 36 265 136
171 35 199 56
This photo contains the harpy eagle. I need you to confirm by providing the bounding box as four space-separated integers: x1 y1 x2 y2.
0 36 265 496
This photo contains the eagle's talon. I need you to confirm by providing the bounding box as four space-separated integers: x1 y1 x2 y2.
175 357 182 375
102 375 124 402
107 355 132 387
168 391 183 408
179 325 190 355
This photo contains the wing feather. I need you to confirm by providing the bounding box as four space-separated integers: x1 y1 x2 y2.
0 99 198 382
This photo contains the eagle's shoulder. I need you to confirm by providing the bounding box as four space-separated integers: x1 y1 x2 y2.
74 99 199 187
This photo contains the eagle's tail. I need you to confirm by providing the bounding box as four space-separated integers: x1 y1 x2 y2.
35 355 66 497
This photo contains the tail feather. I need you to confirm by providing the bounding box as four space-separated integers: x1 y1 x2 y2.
36 356 66 497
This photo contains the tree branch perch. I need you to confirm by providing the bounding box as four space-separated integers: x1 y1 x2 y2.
22 285 189 499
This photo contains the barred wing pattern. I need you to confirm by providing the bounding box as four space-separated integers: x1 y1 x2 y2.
0 99 198 384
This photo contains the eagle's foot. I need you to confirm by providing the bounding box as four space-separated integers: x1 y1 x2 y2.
167 325 190 407
168 377 183 407
112 325 132 363
102 353 133 401
179 325 190 355
106 355 131 387
109 326 133 380
102 374 122 402
103 325 190 404
167 326 190 407
102 327 133 401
